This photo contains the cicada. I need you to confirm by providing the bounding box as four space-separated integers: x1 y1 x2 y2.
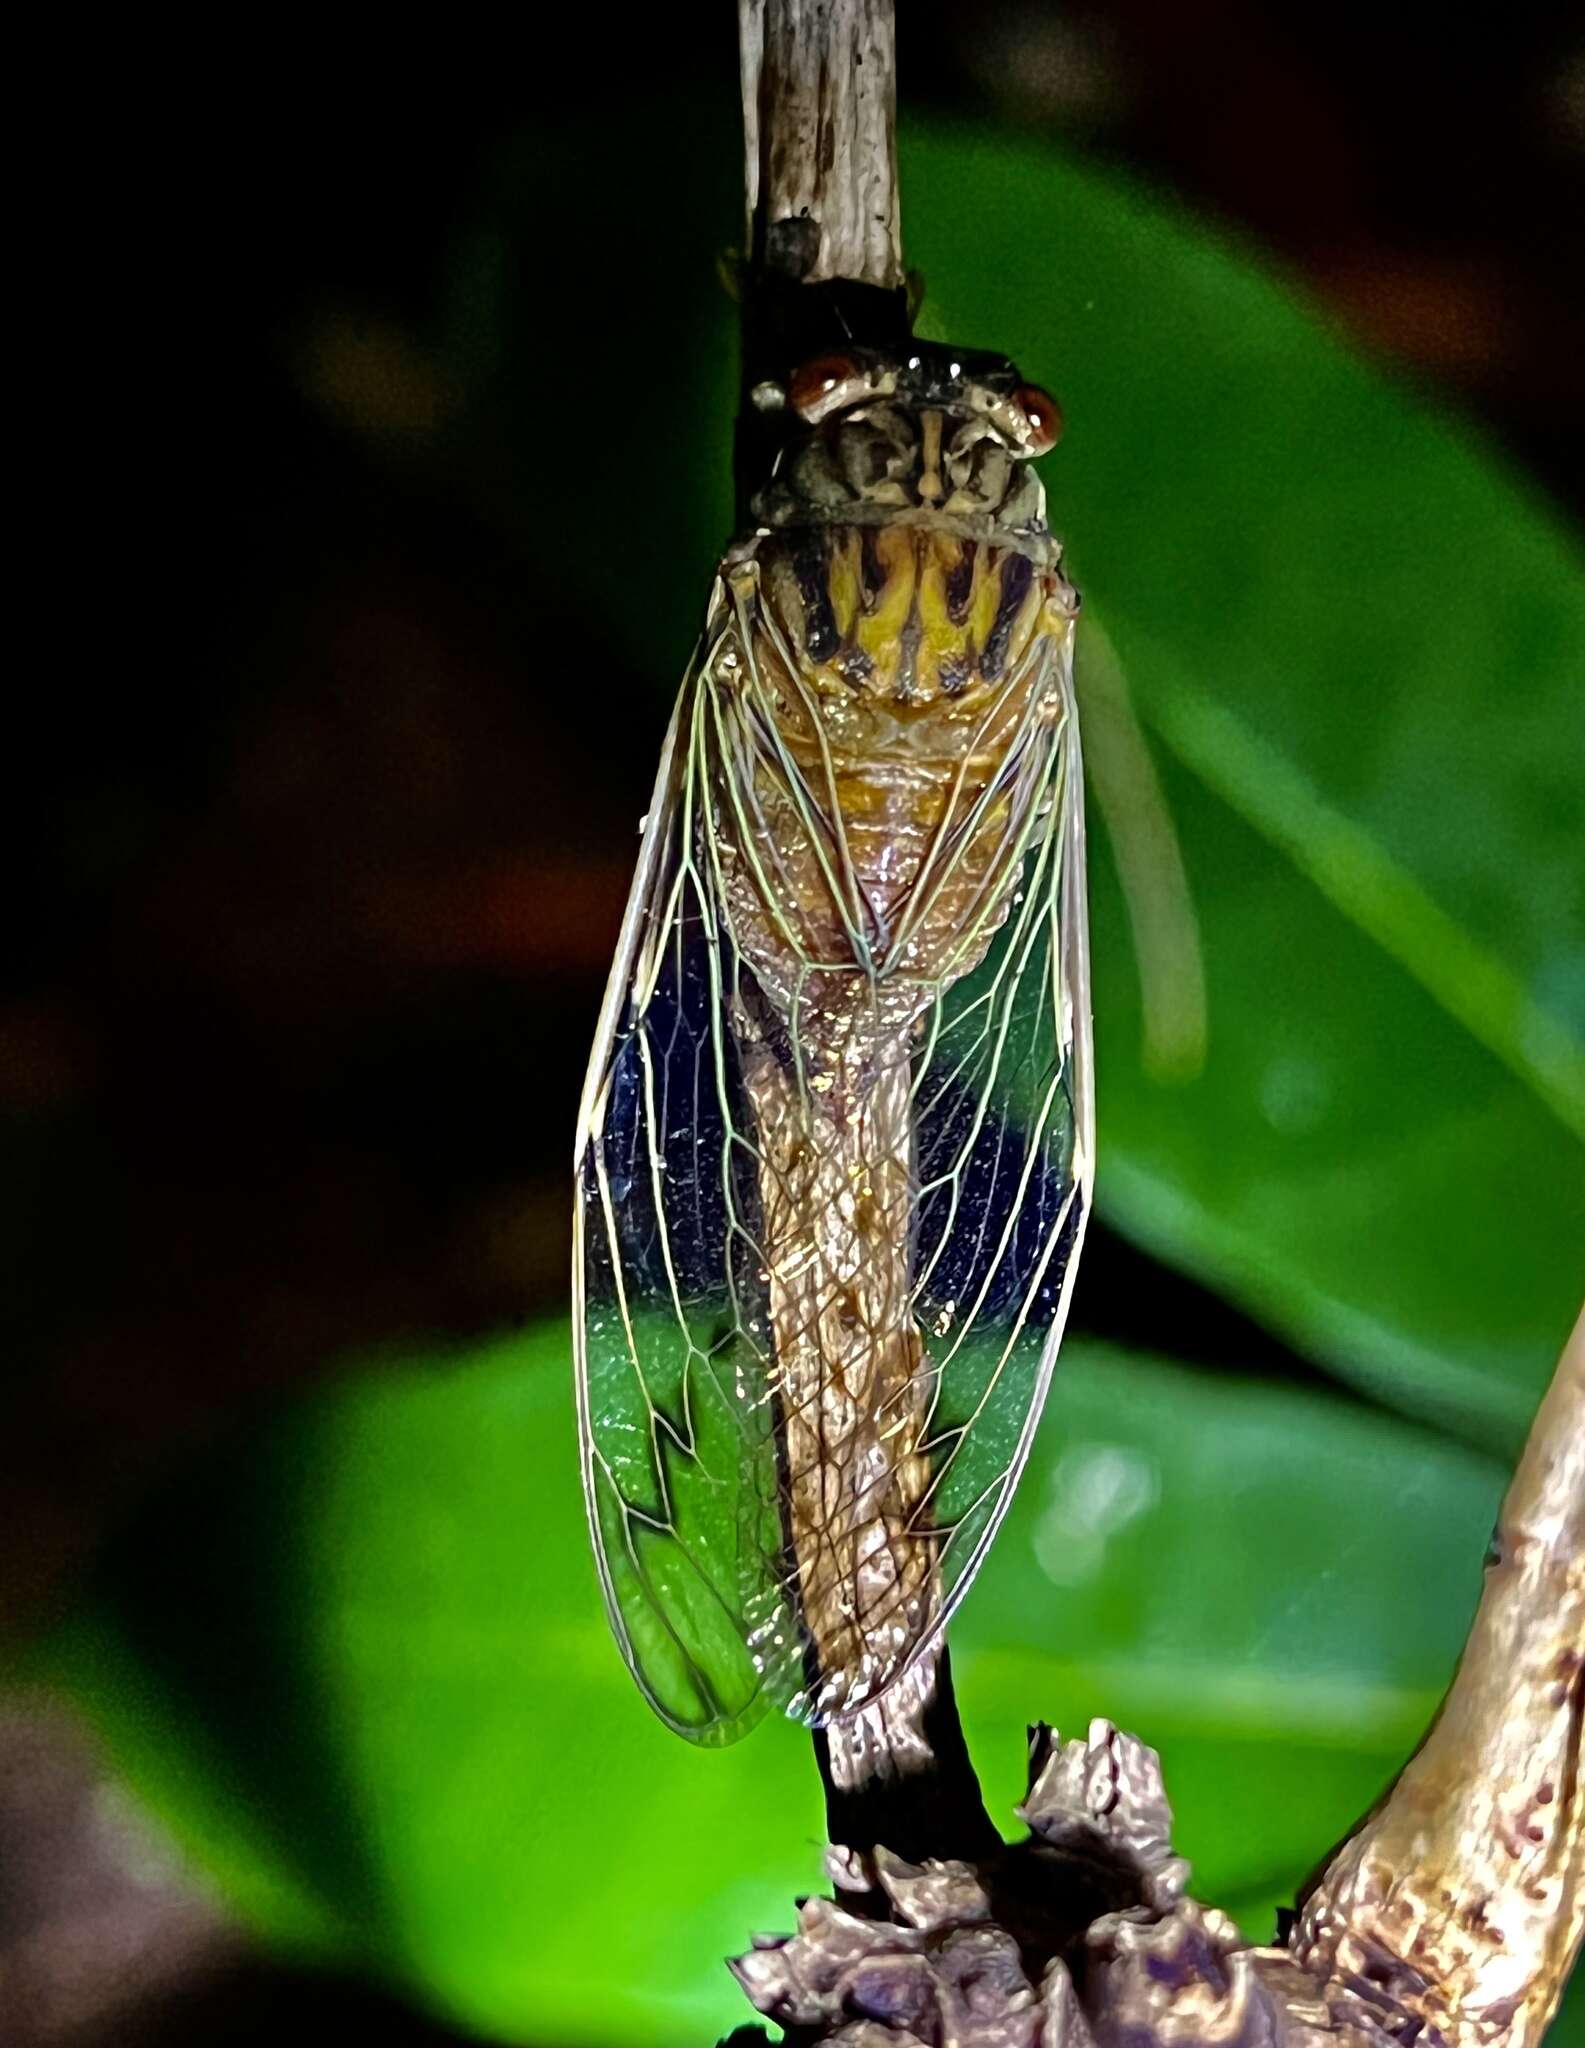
574 336 1092 1745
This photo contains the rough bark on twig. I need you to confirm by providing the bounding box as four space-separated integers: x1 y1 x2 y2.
1293 1302 1584 2046
740 0 902 290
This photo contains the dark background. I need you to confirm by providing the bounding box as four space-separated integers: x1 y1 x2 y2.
4 4 1582 2040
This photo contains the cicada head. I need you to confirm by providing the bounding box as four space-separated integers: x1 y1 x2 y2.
751 341 1064 546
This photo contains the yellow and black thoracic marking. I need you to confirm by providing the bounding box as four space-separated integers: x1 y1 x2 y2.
762 525 1050 708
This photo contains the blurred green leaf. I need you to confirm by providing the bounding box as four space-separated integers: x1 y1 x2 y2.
35 1320 1504 2044
463 110 1583 1443
901 130 1585 1447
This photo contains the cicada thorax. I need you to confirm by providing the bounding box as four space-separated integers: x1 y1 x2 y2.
704 520 1078 1721
718 522 1077 1040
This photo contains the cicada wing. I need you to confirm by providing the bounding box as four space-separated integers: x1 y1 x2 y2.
576 578 1093 1742
574 600 791 1744
898 631 1094 1668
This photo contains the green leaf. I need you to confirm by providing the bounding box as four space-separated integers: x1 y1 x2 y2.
1084 732 1584 1447
32 1321 1505 2044
901 130 1585 1446
957 1340 1502 1929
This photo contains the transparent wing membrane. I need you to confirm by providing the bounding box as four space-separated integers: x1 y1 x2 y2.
575 564 1092 1741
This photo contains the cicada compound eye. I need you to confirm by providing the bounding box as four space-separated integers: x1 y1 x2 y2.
786 352 867 422
1012 383 1063 456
